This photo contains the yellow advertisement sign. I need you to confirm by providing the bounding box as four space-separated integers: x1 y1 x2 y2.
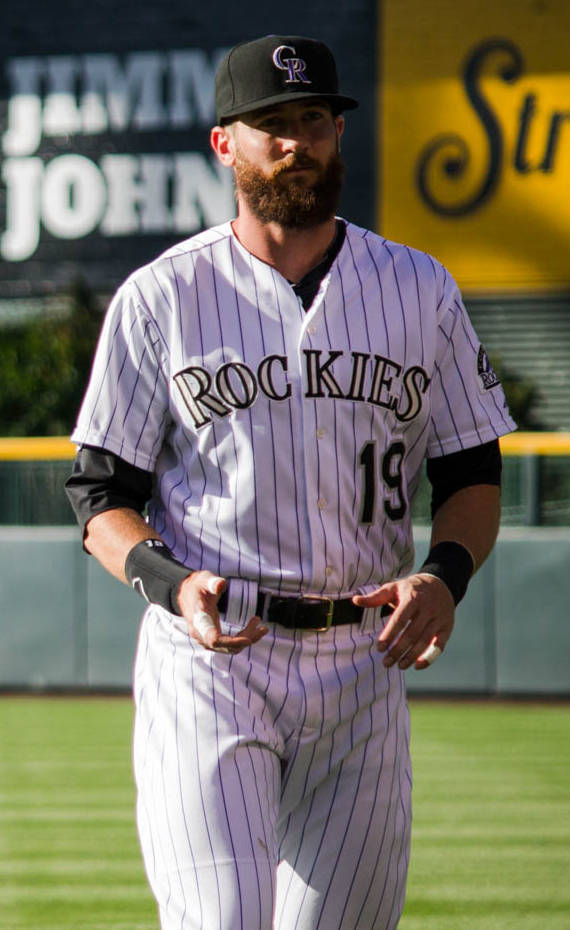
379 0 570 293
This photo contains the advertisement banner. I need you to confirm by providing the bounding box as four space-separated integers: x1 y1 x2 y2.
0 2 375 301
0 45 233 296
380 0 570 293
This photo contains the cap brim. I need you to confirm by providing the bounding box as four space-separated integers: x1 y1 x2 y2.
218 91 359 123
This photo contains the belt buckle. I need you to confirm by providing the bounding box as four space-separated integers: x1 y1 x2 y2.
297 595 335 632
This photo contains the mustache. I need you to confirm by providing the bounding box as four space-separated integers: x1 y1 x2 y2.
270 154 321 177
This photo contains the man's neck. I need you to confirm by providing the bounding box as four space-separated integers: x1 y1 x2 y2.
231 209 339 284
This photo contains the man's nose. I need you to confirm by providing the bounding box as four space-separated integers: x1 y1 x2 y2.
279 121 311 151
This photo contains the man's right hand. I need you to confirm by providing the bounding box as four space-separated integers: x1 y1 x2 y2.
177 571 268 654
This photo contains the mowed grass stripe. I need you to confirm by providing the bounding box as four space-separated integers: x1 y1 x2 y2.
401 701 570 930
1 696 569 930
0 696 156 929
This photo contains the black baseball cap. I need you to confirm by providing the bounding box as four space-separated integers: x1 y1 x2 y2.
215 35 359 124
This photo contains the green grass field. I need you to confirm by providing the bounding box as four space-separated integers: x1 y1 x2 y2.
1 697 569 930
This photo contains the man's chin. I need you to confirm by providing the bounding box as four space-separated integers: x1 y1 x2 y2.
275 172 316 189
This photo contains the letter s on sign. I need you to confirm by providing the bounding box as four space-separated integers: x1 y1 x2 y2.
416 38 524 216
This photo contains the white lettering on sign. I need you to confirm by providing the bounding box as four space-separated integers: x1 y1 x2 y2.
2 49 226 155
0 48 233 261
1 153 234 261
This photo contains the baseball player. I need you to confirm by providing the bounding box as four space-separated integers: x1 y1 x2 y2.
66 35 516 930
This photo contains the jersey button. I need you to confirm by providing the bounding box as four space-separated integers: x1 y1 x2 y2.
316 428 326 439
317 498 327 509
325 566 333 576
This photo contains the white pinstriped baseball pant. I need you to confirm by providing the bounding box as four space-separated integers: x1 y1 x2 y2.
133 601 412 930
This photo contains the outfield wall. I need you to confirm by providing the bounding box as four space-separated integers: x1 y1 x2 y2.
1 525 568 696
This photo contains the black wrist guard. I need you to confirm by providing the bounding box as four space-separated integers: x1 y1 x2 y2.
124 539 191 615
419 541 475 606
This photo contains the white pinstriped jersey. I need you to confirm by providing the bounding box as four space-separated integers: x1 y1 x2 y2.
72 220 516 597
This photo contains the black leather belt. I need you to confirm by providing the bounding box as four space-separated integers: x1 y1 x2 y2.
217 590 363 631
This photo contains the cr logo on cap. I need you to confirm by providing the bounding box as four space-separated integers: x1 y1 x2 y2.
272 45 312 84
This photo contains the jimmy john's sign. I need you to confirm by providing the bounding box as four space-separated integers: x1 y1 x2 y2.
380 0 570 293
0 49 234 264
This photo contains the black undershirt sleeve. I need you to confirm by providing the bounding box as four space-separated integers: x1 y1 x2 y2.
65 445 154 534
426 439 502 518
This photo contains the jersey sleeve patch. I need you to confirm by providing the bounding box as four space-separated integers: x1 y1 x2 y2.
477 345 500 392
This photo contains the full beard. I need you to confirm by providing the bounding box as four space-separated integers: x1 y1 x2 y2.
233 149 345 229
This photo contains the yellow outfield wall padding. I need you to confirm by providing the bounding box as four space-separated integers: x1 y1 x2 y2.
499 432 570 456
0 436 76 460
1 434 570 460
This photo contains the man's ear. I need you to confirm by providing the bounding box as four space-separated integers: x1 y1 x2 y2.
210 125 236 166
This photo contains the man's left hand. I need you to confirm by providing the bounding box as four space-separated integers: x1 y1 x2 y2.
353 574 455 670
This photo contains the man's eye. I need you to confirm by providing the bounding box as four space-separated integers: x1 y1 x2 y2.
303 109 328 122
257 117 281 130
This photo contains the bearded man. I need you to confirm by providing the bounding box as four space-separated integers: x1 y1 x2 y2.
66 35 515 930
